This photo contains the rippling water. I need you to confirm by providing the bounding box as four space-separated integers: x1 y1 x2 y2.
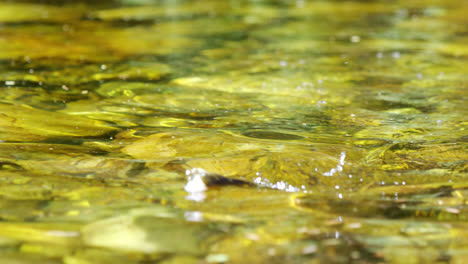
0 0 467 263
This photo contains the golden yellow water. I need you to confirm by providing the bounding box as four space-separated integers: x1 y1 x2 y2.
0 0 467 263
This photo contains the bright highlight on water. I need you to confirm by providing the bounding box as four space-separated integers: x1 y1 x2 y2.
0 0 467 263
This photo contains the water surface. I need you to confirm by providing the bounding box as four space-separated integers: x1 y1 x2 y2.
0 0 467 263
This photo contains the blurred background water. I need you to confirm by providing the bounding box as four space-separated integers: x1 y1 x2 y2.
0 0 467 263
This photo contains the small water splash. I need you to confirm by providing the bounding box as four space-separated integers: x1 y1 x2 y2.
253 176 301 192
323 152 346 177
185 168 208 202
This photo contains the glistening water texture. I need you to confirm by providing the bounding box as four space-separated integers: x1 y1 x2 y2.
0 0 467 263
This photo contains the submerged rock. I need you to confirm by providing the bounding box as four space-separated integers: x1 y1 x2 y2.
1 61 171 87
0 103 116 141
82 207 229 255
123 130 364 190
365 142 468 173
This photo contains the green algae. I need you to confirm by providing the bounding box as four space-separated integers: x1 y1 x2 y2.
0 0 467 263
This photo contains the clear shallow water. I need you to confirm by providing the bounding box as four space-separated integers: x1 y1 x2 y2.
0 0 467 263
